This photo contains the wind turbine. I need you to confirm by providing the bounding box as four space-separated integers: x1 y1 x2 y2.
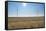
36 9 39 16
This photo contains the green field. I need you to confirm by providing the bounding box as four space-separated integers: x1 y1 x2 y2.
8 16 45 30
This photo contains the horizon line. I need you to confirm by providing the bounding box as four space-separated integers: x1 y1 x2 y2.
8 16 44 17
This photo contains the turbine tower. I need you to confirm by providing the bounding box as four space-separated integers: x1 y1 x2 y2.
36 10 39 16
17 6 18 17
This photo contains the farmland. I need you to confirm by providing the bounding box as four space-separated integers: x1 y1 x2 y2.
8 16 45 30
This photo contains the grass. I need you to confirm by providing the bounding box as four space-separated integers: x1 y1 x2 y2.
8 16 45 30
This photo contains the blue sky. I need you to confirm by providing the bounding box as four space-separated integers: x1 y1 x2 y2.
8 2 44 17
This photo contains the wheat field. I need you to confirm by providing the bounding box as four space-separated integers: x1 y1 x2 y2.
8 16 45 30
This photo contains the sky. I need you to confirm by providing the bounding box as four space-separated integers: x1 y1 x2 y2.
8 2 44 17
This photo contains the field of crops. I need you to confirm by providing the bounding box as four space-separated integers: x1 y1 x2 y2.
8 16 45 30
